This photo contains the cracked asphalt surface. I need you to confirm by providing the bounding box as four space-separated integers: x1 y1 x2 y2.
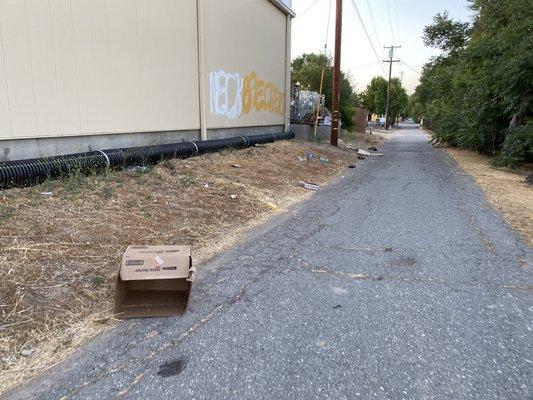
6 125 532 399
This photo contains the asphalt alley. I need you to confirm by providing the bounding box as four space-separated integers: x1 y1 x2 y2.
6 125 532 400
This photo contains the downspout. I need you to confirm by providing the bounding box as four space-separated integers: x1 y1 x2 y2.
284 13 292 132
196 0 207 140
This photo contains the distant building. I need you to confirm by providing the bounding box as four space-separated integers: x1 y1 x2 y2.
0 0 294 161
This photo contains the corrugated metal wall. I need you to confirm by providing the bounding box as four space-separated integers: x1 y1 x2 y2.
0 0 289 141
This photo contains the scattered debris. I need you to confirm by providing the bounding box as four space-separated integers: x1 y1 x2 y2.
265 202 279 211
348 164 356 169
230 194 238 199
345 145 358 151
0 140 358 392
332 305 342 309
368 146 378 152
232 163 242 169
20 349 34 357
40 192 53 197
357 149 383 157
305 152 315 160
297 156 306 162
204 183 209 188
357 155 366 160
158 359 187 378
254 144 267 148
299 181 320 191
125 166 149 174
384 246 394 252
526 174 533 186
319 157 330 165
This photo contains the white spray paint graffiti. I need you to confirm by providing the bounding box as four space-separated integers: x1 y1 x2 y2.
209 70 243 119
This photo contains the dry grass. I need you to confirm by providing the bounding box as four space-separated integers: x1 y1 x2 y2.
442 147 533 247
0 139 361 394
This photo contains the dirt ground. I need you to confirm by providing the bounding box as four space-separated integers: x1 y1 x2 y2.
0 136 379 394
442 147 533 247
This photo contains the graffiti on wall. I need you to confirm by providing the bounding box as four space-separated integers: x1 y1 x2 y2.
209 70 285 120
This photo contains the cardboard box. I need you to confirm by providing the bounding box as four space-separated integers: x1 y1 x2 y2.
114 245 193 318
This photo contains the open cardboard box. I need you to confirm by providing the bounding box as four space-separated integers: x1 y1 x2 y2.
114 245 193 318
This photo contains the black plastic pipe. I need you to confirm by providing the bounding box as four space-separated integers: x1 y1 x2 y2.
0 132 294 189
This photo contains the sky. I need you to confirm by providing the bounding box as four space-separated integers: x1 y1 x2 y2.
290 0 473 94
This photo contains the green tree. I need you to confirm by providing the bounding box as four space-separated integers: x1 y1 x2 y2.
361 76 408 125
291 53 358 130
422 11 469 53
414 0 533 167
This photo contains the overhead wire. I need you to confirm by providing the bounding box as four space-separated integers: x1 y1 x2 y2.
401 61 421 75
384 0 396 44
348 61 382 71
324 0 333 52
365 0 382 49
295 0 321 19
394 0 401 43
349 0 387 76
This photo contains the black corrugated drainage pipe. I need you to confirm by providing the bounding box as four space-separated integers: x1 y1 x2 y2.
0 132 294 189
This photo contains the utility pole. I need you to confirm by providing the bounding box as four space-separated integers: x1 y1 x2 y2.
383 45 401 130
330 0 342 146
400 71 404 86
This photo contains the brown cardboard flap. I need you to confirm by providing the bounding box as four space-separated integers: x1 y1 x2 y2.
120 245 191 281
114 277 191 318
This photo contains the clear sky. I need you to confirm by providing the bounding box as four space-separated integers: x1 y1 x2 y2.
291 0 473 94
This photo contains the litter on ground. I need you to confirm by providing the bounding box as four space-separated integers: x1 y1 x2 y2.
0 137 376 394
357 149 383 157
299 181 320 191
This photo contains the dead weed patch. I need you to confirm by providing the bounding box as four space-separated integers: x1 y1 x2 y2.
443 147 533 247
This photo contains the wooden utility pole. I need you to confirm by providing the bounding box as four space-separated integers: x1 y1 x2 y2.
383 45 401 130
330 0 343 146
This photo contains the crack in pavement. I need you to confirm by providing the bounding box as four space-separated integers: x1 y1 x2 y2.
295 259 533 293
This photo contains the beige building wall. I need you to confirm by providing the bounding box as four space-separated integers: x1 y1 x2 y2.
0 0 200 140
0 0 292 145
203 0 288 129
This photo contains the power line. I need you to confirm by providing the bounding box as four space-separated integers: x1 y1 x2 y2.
365 0 382 49
401 61 420 75
295 0 320 19
348 61 381 71
324 0 333 51
349 0 387 76
394 0 401 43
385 0 396 44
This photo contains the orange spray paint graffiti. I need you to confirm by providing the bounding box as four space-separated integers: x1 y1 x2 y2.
242 72 285 116
209 70 284 120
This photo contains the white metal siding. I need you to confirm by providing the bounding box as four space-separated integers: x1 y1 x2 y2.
0 0 200 140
